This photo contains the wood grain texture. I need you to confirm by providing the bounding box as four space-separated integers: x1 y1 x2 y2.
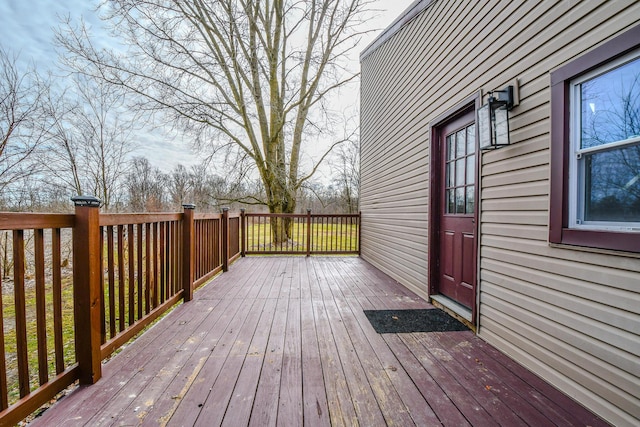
30 257 607 427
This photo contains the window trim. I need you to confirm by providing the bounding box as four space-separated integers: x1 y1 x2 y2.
550 23 640 253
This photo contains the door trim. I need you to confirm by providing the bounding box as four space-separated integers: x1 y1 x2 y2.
428 94 481 325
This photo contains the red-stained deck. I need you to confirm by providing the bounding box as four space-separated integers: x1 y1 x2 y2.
31 257 608 426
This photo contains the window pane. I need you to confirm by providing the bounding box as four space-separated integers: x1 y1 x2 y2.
580 56 640 149
447 135 455 160
583 144 640 222
456 158 465 186
466 124 475 154
466 186 475 214
456 130 466 156
456 188 465 214
447 189 455 214
467 155 475 185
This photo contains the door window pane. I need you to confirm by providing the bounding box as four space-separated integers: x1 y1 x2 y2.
466 124 475 154
455 158 465 186
466 186 475 214
467 155 475 184
456 130 466 156
447 135 455 160
447 189 455 213
456 188 465 213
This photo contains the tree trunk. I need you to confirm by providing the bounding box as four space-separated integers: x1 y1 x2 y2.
268 181 296 245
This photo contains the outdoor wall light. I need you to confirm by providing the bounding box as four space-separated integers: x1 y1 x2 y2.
478 85 514 150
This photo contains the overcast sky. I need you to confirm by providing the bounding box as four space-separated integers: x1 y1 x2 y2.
0 0 414 171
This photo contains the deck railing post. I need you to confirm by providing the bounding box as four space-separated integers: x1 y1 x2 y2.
306 209 312 257
240 208 246 257
358 211 362 256
182 204 196 302
222 208 229 272
71 195 103 385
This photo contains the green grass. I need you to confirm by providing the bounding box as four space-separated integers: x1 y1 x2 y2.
1 277 76 404
245 222 358 252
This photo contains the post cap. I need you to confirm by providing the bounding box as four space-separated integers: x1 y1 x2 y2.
182 203 196 210
307 208 312 213
71 195 101 207
222 207 229 212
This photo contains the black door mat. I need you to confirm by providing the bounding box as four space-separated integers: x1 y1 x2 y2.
363 309 469 333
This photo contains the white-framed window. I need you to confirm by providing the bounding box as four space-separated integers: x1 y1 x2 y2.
568 50 640 232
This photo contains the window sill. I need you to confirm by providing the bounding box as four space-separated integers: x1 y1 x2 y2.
551 228 640 255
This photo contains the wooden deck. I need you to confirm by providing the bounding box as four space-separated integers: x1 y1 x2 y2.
30 257 608 426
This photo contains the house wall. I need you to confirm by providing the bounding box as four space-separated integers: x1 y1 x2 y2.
359 1 640 425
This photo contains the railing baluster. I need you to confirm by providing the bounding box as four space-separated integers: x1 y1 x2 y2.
151 222 160 314
166 222 171 298
159 222 166 303
137 223 143 319
171 221 176 296
52 228 64 374
195 220 201 278
117 225 125 332
107 226 116 338
13 230 29 398
128 224 135 325
0 260 8 410
100 226 106 344
222 209 229 272
172 220 178 296
34 229 48 385
165 222 171 299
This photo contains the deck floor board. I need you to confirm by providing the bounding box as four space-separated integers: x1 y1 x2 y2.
31 257 609 426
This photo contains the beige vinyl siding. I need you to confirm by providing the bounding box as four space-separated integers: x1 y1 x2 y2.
360 0 640 425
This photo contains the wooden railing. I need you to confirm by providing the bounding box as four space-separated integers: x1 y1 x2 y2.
0 200 240 426
0 205 352 425
0 214 77 427
98 213 185 360
192 209 241 289
241 211 360 255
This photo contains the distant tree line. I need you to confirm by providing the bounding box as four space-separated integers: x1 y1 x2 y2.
0 46 358 214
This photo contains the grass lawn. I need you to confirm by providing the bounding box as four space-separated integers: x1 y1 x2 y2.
245 222 358 252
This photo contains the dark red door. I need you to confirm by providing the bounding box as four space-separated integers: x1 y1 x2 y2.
437 112 476 309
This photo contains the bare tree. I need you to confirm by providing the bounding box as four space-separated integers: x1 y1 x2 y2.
42 75 137 210
169 164 192 208
126 157 169 212
0 48 47 202
57 0 373 241
330 131 359 213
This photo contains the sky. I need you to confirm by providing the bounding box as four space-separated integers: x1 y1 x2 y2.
0 0 414 172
